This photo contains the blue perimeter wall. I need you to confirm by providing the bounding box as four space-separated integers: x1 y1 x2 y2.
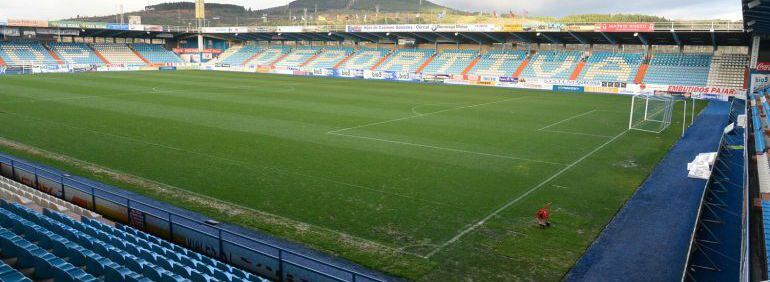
566 101 732 281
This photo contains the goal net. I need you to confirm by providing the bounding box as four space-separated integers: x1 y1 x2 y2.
628 95 674 133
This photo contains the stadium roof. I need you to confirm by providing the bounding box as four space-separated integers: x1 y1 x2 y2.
743 0 770 35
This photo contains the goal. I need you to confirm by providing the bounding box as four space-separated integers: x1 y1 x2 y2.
628 95 674 133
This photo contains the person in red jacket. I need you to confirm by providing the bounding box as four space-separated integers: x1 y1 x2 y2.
536 202 552 228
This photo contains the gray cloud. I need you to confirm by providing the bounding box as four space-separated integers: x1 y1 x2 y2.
0 0 742 21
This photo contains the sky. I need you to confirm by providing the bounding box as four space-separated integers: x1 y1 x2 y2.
0 0 743 21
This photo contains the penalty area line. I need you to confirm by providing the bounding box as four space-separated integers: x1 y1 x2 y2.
425 129 629 258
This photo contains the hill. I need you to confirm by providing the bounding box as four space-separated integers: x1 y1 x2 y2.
261 0 451 13
69 1 672 27
71 0 454 26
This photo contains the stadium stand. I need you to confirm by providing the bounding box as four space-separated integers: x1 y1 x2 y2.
467 50 528 77
336 48 390 70
420 49 478 75
91 43 146 66
303 47 355 69
0 41 59 66
274 46 320 68
48 43 105 66
248 46 292 66
578 52 645 83
643 53 712 86
519 50 584 80
130 44 184 64
217 44 261 66
707 53 748 88
375 48 434 73
0 175 269 282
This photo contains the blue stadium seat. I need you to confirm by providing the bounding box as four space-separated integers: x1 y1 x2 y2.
578 52 644 83
0 41 59 66
49 42 105 66
304 47 356 69
337 48 390 70
468 50 528 77
643 53 712 86
375 48 435 73
131 43 184 64
519 50 584 80
420 49 478 75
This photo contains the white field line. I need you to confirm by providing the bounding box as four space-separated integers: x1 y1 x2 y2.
328 96 528 134
537 109 597 131
539 129 615 138
329 132 567 166
425 129 629 258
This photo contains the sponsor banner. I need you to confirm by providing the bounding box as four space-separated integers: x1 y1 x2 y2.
173 48 222 54
502 24 523 32
144 25 163 32
346 24 502 33
311 68 335 76
156 33 174 38
751 74 769 92
302 25 327 32
0 27 20 36
553 85 585 92
249 26 274 33
277 26 304 33
159 66 177 71
0 19 7 26
202 26 250 33
585 86 620 93
566 24 595 32
80 22 108 29
35 28 79 36
757 62 770 72
396 72 420 81
499 77 518 83
336 69 364 78
128 24 144 31
49 21 81 28
529 78 601 87
666 85 744 96
7 19 48 27
364 70 397 80
594 23 655 33
692 93 729 101
106 24 130 30
445 79 471 86
522 23 565 32
430 24 502 32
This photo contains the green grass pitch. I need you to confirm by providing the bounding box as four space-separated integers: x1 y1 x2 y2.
0 70 701 280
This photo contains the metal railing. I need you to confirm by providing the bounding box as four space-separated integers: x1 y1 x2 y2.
0 152 386 282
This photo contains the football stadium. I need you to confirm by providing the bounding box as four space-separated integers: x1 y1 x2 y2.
0 0 767 281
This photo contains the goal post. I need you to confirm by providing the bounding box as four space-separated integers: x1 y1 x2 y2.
628 94 674 133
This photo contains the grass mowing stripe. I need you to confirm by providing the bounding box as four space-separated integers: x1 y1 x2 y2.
2 110 463 210
426 129 629 258
329 132 567 166
329 96 530 134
